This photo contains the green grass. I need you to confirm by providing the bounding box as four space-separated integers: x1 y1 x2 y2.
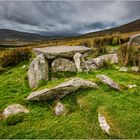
0 61 140 139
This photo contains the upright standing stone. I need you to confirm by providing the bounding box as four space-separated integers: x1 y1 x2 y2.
28 54 49 88
73 53 89 72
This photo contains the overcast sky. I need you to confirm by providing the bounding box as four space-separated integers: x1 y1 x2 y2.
0 1 140 35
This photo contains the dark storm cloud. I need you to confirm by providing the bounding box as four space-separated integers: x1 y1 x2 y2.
0 1 140 35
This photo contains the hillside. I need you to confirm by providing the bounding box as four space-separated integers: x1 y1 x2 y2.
78 19 140 38
0 29 47 46
0 19 140 49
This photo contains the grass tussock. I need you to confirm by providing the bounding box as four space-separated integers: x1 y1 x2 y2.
0 47 32 67
4 114 25 126
118 44 140 66
80 34 129 57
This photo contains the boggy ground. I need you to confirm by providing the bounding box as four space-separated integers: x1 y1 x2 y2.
0 61 140 139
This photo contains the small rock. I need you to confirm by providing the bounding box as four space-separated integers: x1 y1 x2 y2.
119 67 128 72
98 113 110 134
96 74 121 90
131 66 139 73
127 84 137 89
2 104 29 118
73 52 89 72
54 102 66 116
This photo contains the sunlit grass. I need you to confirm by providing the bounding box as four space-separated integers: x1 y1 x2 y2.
0 60 140 139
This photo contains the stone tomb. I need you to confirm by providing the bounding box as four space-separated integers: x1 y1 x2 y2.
33 46 91 59
28 46 91 88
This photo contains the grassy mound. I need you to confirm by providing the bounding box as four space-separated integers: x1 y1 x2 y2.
0 61 140 139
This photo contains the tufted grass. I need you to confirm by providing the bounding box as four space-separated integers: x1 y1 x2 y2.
0 61 140 139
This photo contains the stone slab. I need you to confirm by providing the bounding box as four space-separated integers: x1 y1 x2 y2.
26 77 98 101
33 46 91 59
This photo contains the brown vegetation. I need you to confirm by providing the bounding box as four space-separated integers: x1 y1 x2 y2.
0 47 32 67
118 44 140 66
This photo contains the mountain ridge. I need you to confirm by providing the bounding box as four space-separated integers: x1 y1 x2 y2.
78 19 140 38
0 19 140 46
0 29 47 42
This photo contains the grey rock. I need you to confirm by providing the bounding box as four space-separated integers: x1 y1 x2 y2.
86 60 98 71
2 104 29 118
73 53 89 72
33 46 91 59
96 74 121 90
128 34 140 46
51 58 76 73
54 102 66 116
27 77 98 101
28 54 49 88
98 113 110 134
119 67 128 72
131 66 139 73
87 53 118 70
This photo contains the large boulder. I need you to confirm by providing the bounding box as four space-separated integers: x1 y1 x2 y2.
51 58 76 73
26 77 98 101
28 54 49 88
2 104 29 118
73 53 89 72
34 46 91 59
128 34 140 46
87 53 118 70
96 74 121 90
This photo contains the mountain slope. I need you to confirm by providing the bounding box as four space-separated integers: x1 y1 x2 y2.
0 19 140 48
0 29 47 45
78 19 140 38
